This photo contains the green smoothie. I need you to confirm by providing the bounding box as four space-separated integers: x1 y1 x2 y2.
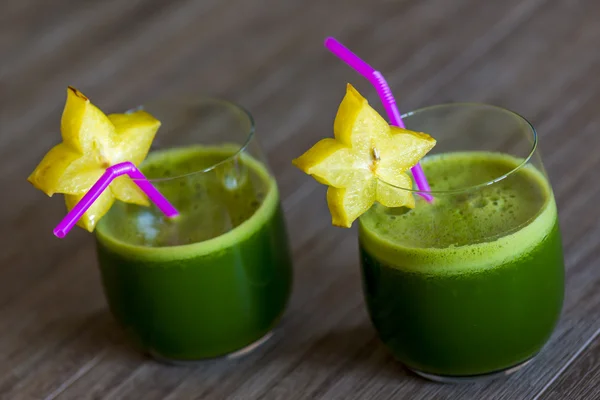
95 145 293 361
359 151 564 377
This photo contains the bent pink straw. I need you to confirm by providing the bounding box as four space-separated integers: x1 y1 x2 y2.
324 37 433 201
53 162 179 238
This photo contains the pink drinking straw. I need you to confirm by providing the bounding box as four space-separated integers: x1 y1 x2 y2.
324 37 433 202
53 161 179 238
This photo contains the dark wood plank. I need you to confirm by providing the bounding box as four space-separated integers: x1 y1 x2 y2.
1 0 600 398
537 330 600 400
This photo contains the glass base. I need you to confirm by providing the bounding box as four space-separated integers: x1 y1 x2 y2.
409 356 535 383
148 330 273 366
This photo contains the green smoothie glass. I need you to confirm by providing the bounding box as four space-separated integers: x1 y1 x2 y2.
359 104 564 382
95 97 293 363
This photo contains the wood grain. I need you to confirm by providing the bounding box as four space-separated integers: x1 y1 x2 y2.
2 0 600 399
536 330 600 400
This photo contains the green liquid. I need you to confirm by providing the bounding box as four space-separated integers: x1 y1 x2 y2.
96 146 293 360
359 152 564 376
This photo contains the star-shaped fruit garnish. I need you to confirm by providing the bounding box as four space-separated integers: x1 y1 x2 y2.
293 84 436 228
28 86 161 232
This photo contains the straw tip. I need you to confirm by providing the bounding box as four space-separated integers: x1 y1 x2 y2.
166 211 180 219
53 228 66 238
419 192 434 203
324 36 337 47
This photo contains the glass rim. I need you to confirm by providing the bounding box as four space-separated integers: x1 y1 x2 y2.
378 102 538 195
132 96 256 182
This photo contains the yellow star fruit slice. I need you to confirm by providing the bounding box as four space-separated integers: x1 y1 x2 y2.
293 84 436 228
28 86 161 232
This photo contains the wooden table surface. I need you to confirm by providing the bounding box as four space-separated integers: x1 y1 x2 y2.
2 0 600 399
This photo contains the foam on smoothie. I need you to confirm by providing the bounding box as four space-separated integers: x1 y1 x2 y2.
359 151 557 275
96 145 279 262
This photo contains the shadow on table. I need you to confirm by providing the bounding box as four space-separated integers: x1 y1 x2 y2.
42 307 409 382
264 319 414 382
